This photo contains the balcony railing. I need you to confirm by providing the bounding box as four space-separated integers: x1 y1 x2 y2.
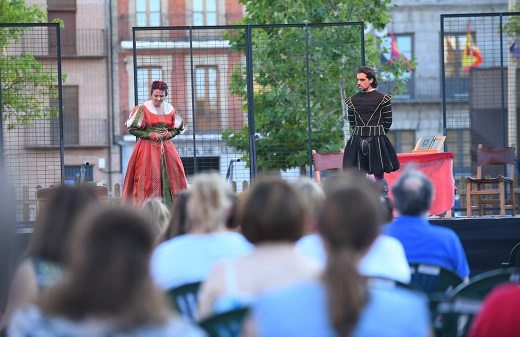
378 76 471 103
22 29 106 57
119 14 226 42
24 118 108 147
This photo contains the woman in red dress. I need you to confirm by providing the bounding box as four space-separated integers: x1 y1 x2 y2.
122 81 187 208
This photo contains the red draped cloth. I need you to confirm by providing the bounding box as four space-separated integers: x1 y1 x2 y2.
386 152 455 216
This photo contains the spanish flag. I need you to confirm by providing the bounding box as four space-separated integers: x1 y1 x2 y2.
462 21 483 74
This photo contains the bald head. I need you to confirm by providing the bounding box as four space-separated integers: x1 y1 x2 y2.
391 168 434 216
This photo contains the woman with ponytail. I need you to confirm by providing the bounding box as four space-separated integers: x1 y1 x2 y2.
247 172 431 337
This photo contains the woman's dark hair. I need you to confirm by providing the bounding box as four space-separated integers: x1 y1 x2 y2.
40 206 170 328
150 80 168 96
161 190 191 241
320 172 385 337
239 176 306 244
225 191 240 230
357 66 378 88
27 185 100 263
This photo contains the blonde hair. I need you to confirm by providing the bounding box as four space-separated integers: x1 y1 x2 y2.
140 198 170 240
291 177 325 227
187 172 231 233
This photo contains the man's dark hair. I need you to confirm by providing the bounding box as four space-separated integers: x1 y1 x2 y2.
391 168 433 216
357 66 378 88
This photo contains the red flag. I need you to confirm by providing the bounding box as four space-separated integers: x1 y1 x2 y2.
462 21 483 73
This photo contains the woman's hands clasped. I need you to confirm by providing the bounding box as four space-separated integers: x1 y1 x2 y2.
150 128 172 142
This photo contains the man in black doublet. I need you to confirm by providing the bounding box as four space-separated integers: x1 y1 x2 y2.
343 66 400 194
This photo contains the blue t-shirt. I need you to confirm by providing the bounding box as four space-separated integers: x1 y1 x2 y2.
151 232 253 290
384 215 470 279
253 280 431 337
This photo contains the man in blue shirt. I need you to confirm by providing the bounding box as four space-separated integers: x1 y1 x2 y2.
385 168 470 280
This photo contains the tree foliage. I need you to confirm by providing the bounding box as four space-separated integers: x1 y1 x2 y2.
223 0 414 173
504 4 520 42
1 0 65 129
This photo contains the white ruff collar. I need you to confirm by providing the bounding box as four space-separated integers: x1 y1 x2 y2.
143 101 174 115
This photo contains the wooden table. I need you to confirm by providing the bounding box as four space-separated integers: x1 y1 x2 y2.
386 152 455 216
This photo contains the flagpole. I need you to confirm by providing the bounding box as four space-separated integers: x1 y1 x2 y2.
508 0 517 149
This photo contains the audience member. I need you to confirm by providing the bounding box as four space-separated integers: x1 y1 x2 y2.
291 176 326 234
293 177 327 265
224 191 241 231
468 282 520 337
140 198 171 244
295 175 411 284
151 172 252 290
159 190 191 243
0 185 101 332
198 176 322 319
358 195 411 284
8 205 206 337
246 173 431 337
385 167 470 280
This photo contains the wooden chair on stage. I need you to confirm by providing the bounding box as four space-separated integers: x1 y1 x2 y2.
311 149 344 185
465 144 516 217
501 241 520 267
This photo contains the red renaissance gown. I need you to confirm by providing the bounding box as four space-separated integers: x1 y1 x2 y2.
122 101 187 208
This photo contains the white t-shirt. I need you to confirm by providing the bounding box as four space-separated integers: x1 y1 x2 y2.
358 234 411 284
296 233 411 284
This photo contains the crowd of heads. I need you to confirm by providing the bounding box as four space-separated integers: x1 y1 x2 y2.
0 167 442 336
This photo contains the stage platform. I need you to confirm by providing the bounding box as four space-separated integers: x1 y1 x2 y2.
431 215 520 277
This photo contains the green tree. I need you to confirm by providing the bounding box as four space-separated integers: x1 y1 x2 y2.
1 0 65 129
504 5 520 45
223 0 414 174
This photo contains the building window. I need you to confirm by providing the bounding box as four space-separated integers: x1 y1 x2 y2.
64 165 93 185
195 66 220 130
447 129 471 178
47 0 77 55
386 130 415 154
51 86 79 145
181 156 220 178
444 33 471 100
137 67 162 104
379 34 414 99
136 0 161 26
193 0 217 26
380 34 413 68
444 33 471 78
